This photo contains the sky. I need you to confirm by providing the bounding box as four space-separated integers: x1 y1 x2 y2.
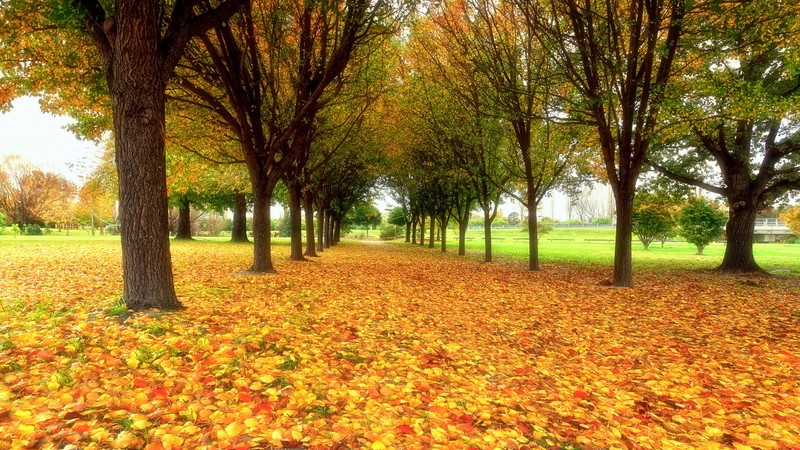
0 96 102 185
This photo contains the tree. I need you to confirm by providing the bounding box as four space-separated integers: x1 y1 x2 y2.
172 0 407 272
429 0 582 269
521 0 687 285
781 207 800 237
646 0 800 273
507 212 520 226
2 0 246 310
632 202 675 250
388 207 408 228
677 197 727 255
0 156 76 226
349 202 382 236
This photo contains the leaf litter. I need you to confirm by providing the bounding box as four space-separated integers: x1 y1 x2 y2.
0 240 799 449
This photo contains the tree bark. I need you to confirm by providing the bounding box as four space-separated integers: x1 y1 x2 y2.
484 214 493 263
440 217 447 253
718 200 762 273
316 203 325 253
411 215 418 244
287 181 305 261
527 204 539 271
419 215 426 246
613 189 634 286
112 1 179 310
405 221 411 243
251 188 275 273
230 191 249 243
174 196 193 240
458 221 467 256
332 215 340 245
304 194 318 257
428 215 435 248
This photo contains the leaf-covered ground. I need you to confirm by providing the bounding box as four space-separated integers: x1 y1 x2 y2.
1 239 799 449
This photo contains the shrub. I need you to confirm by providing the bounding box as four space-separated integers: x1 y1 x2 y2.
380 224 403 240
677 197 727 255
632 203 675 249
24 224 43 236
593 216 613 225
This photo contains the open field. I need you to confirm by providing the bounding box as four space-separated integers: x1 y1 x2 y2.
425 227 800 275
1 237 799 449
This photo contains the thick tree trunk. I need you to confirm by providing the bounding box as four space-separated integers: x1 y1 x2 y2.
251 188 275 273
483 213 493 263
613 189 634 286
113 3 179 310
411 215 418 244
287 182 305 261
428 215 435 249
230 191 249 243
527 204 539 271
405 222 411 243
718 201 762 273
174 196 193 240
304 195 317 257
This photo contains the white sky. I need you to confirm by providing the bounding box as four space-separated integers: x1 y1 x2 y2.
0 96 102 184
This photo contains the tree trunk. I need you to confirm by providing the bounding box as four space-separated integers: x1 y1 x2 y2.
411 215 418 244
331 215 340 245
613 189 634 286
405 221 411 243
718 201 762 273
527 204 539 271
458 219 468 256
230 191 249 243
112 3 179 310
483 212 493 263
428 215 435 248
316 204 325 253
251 188 275 273
287 181 305 261
304 194 317 257
419 215 426 246
440 217 447 253
174 196 193 240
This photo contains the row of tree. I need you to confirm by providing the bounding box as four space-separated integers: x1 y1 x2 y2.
1 0 799 310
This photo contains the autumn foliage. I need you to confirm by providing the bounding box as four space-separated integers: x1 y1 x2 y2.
1 240 799 449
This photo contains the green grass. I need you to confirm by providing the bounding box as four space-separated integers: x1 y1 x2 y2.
411 226 800 274
4 225 796 274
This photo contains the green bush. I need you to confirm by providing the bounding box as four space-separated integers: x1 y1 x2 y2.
25 224 43 235
677 197 727 255
380 224 403 240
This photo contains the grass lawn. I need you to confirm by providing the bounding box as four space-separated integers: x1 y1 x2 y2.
415 226 800 275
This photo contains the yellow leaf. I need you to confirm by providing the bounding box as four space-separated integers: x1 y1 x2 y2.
225 421 244 438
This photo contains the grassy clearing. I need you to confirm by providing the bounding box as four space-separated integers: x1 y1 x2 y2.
407 226 800 274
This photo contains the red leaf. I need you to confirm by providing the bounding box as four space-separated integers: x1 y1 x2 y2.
238 392 252 402
573 390 589 399
72 424 90 433
397 425 415 434
149 388 168 400
133 378 147 388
